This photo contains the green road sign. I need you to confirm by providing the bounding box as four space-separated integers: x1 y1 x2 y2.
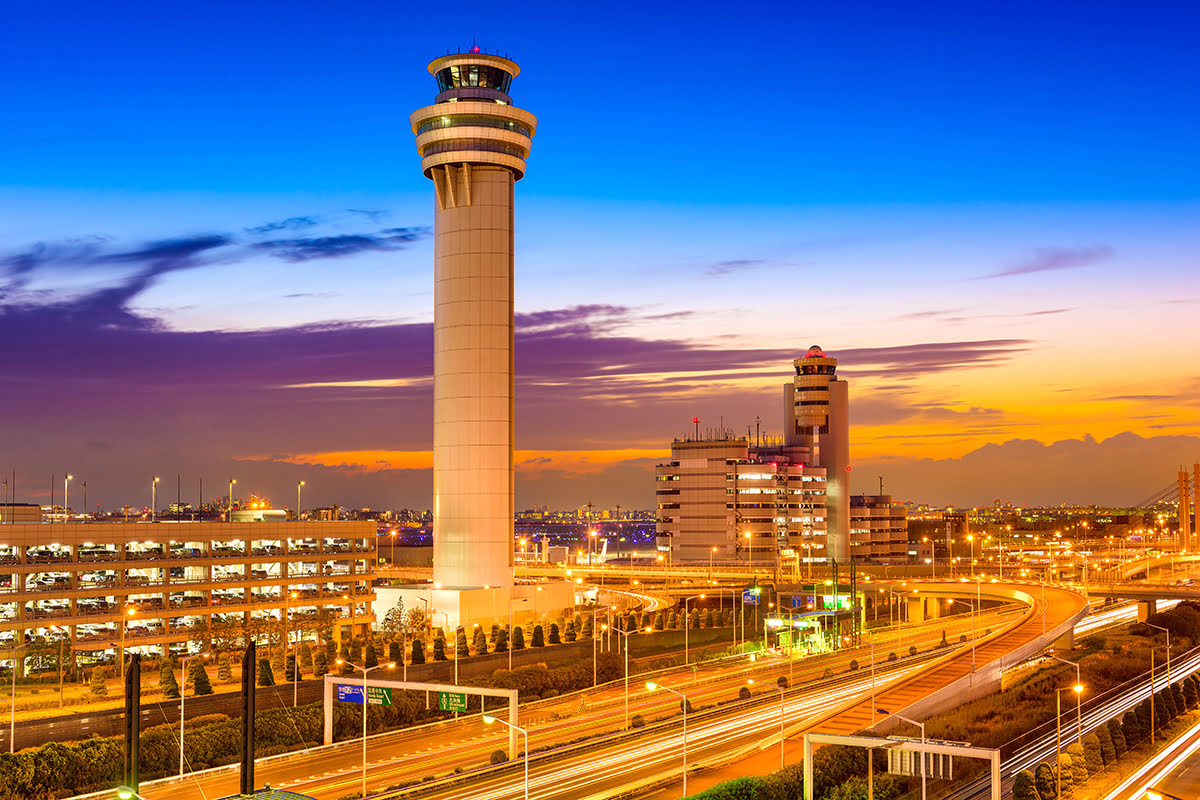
368 686 393 706
438 691 468 712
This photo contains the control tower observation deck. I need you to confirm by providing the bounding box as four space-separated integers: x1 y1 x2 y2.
410 50 537 590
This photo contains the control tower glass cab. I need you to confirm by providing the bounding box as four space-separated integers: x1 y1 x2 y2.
411 50 536 592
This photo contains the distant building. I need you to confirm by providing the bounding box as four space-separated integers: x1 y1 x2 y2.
0 503 41 524
849 494 908 562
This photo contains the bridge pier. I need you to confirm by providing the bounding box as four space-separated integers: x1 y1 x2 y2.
1137 600 1157 622
906 596 942 623
1052 627 1075 651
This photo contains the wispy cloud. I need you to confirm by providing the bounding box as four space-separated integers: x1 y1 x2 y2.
705 259 767 277
981 245 1113 279
253 227 428 262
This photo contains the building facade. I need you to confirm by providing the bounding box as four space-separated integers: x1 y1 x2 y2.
656 438 829 564
0 521 376 672
848 494 908 562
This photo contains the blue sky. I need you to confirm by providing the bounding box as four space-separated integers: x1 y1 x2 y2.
1 1 1197 511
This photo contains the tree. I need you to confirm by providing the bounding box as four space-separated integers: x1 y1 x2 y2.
388 640 402 665
159 663 180 699
217 652 233 681
190 660 214 696
581 615 594 638
364 642 378 668
411 638 426 664
1083 733 1103 774
285 652 299 681
456 628 469 658
474 627 488 656
313 650 328 678
257 656 275 687
548 624 561 645
688 609 700 629
653 612 664 631
405 606 426 637
271 646 286 677
433 636 447 661
349 638 364 663
532 625 545 647
512 626 525 650
1057 753 1075 798
1066 743 1088 785
1122 710 1143 747
381 601 406 637
565 621 577 642
1095 724 1116 766
1035 762 1057 800
1185 676 1200 709
494 627 508 653
1013 769 1041 800
1107 717 1127 757
299 642 314 669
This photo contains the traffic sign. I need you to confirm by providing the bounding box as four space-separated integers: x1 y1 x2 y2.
743 589 759 606
438 691 468 712
336 684 393 706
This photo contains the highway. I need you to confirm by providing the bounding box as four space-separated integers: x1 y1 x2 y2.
120 607 1012 800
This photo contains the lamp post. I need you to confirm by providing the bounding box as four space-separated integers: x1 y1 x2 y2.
227 477 236 521
967 534 975 577
1146 622 1171 687
710 547 718 582
482 714 529 800
614 626 652 729
8 644 28 753
876 708 926 800
431 610 453 685
178 652 210 776
335 659 396 798
646 680 689 797
120 604 136 681
64 474 73 519
748 679 786 769
745 530 753 572
388 529 397 566
1055 684 1084 799
150 477 160 522
1047 653 1083 743
296 481 305 521
683 594 705 666
285 590 299 706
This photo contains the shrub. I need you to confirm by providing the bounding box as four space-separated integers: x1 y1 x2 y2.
433 637 447 661
388 640 401 665
300 642 314 668
542 689 559 699
532 625 545 648
494 627 508 653
1083 732 1103 774
548 624 561 645
653 612 664 631
848 659 859 671
490 749 508 765
1035 762 1057 800
456 629 469 658
257 656 275 687
313 651 329 678
908 645 918 657
1096 724 1115 765
1122 709 1142 746
190 660 214 696
1057 753 1075 798
512 626 525 650
411 639 426 664
1107 717 1127 756
777 676 788 689
217 652 233 681
888 652 898 662
630 714 645 729
474 627 489 656
960 634 968 643
738 686 751 701
1066 742 1087 784
1013 768 1041 800
159 663 180 699
565 621 576 642
90 668 107 696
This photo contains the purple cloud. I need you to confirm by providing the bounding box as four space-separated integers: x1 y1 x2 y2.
982 245 1113 279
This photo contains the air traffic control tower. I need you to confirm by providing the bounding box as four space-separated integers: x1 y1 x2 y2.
401 48 569 628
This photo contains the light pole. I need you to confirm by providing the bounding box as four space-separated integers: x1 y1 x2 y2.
482 714 529 800
178 652 210 776
388 529 397 566
683 594 705 665
296 480 305 521
431 611 454 685
647 680 689 797
745 530 753 572
285 590 299 706
967 534 975 577
335 659 396 798
614 626 652 729
877 708 926 800
64 474 73 519
9 645 26 753
1047 653 1083 743
709 547 718 582
748 679 785 769
150 477 160 522
1056 684 1083 800
1146 622 1171 687
120 604 136 681
227 477 236 521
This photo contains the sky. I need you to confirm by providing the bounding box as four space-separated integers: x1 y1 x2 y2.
1 1 1198 512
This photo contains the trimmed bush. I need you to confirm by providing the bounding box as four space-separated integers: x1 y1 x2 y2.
1013 769 1041 800
1096 724 1115 765
531 625 545 648
1083 732 1103 774
411 639 425 664
160 663 180 699
738 686 751 701
630 714 645 728
490 749 508 765
512 626 525 650
191 660 214 696
313 651 329 678
257 656 275 687
1107 717 1127 757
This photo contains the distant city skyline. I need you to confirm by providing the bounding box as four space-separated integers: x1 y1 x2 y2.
1 2 1197 511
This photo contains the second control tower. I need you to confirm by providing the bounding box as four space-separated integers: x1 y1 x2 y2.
411 49 537 591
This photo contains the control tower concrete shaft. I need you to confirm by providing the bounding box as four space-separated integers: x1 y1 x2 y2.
411 50 537 589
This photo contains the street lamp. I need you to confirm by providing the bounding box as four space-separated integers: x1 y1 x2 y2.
482 714 529 800
683 594 705 666
119 604 137 681
709 547 718 582
178 651 210 776
227 477 237 521
117 786 147 800
285 590 300 706
646 680 689 797
744 531 753 571
335 659 396 798
64 474 73 519
296 481 305 521
614 626 653 729
877 708 926 800
150 477 160 522
747 679 785 769
1056 684 1084 800
1047 653 1083 743
1146 622 1171 687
